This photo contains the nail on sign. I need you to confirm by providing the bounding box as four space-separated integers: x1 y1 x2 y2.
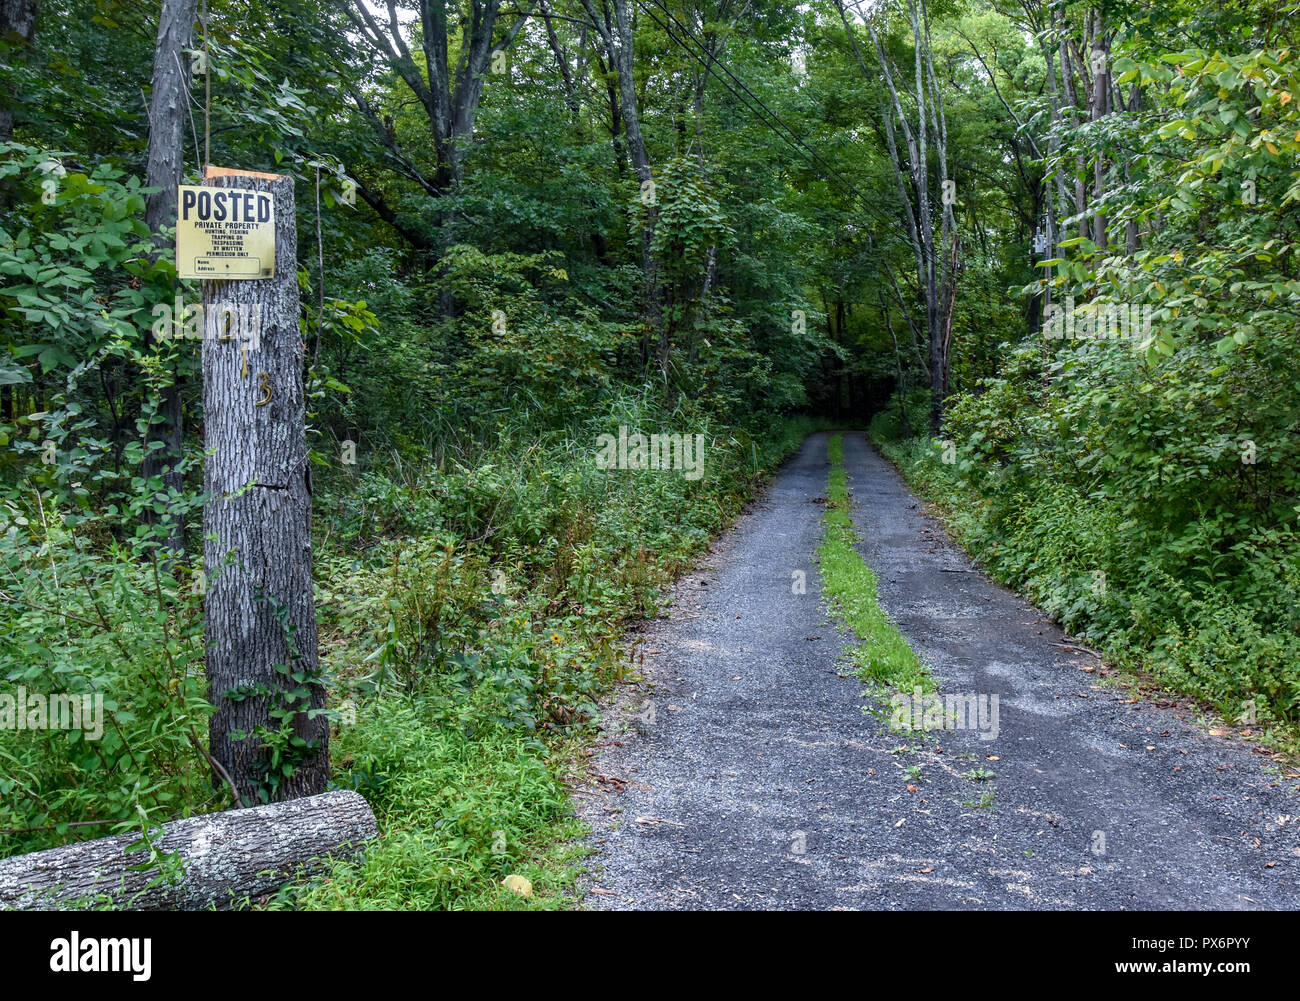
176 184 275 279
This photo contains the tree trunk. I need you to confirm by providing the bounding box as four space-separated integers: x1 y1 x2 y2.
141 0 198 558
859 0 952 435
1089 12 1109 249
919 0 954 432
0 791 375 910
539 0 578 116
581 0 660 359
202 169 328 805
340 0 527 318
1059 33 1089 241
0 0 38 144
614 0 661 358
144 0 196 238
1124 83 1141 254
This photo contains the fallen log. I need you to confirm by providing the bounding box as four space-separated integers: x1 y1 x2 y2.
0 789 376 910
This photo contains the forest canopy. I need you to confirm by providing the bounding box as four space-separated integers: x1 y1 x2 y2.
1 0 1297 908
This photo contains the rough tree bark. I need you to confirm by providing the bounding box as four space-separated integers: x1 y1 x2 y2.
202 168 328 805
580 0 661 365
1088 11 1109 249
849 0 954 434
0 791 375 910
142 0 198 557
0 0 37 144
1059 27 1089 241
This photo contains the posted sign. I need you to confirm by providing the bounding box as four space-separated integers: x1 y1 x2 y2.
176 185 275 280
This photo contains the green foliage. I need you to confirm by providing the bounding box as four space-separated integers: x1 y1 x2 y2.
0 143 161 383
276 402 821 908
6 0 1299 912
866 27 1300 746
271 693 575 911
875 418 1300 734
0 497 213 858
0 143 218 857
1038 47 1300 366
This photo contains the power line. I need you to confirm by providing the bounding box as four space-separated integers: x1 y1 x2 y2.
635 0 927 251
641 1 865 194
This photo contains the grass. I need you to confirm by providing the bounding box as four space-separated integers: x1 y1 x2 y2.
268 694 586 910
0 411 840 908
262 410 835 910
817 433 932 694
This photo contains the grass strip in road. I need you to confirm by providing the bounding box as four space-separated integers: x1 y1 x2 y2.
818 434 933 694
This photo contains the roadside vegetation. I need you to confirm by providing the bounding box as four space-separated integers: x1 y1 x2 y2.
2 0 1297 910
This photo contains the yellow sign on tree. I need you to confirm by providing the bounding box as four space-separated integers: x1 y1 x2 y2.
176 183 275 279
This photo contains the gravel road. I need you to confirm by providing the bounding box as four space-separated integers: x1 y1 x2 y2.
576 432 1300 910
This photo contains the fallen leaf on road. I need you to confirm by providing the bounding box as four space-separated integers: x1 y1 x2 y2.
986 755 999 761
730 675 742 680
589 888 616 895
894 818 906 828
635 816 685 827
919 867 934 874
1209 728 1230 737
1266 861 1277 868
907 784 919 793
501 875 533 897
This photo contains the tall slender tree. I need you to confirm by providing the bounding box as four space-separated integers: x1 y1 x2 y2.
142 0 199 556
